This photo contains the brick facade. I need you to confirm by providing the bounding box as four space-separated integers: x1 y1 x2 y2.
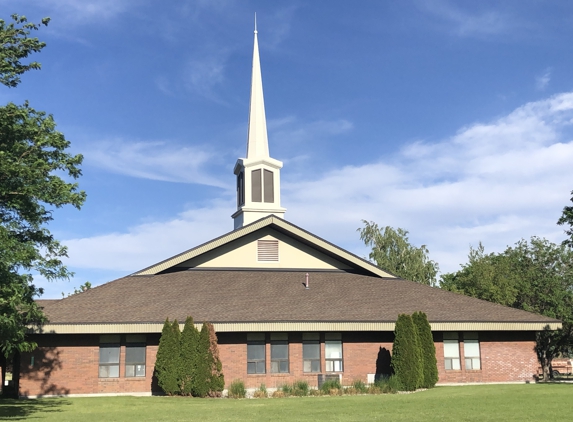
18 331 538 397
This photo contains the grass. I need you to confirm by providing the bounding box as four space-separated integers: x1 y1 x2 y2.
1 384 572 421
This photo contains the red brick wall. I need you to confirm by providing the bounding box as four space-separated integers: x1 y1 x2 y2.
19 331 539 396
435 331 538 383
19 334 160 397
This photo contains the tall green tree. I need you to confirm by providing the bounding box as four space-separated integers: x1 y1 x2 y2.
557 190 573 248
154 319 181 395
358 221 439 286
179 316 199 396
391 314 422 391
412 311 438 388
193 323 212 397
0 14 85 381
441 238 573 380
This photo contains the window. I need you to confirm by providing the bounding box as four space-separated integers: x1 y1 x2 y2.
464 332 481 370
325 333 343 372
237 171 245 207
125 334 146 377
270 333 289 373
257 239 279 262
263 169 274 203
99 335 120 378
303 333 320 373
251 169 262 202
443 332 461 370
247 333 265 374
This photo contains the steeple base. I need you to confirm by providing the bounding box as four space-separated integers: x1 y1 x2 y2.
232 207 286 230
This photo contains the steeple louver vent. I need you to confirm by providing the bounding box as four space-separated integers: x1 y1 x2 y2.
257 240 279 262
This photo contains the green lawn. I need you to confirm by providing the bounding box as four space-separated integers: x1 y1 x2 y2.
1 384 572 421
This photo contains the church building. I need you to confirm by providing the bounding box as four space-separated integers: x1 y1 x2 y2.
17 26 559 398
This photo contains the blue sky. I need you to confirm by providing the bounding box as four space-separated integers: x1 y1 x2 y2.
2 0 573 298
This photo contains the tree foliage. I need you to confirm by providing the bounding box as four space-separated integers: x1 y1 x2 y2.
557 190 573 248
154 319 181 395
204 322 224 397
0 14 85 359
359 221 439 286
391 314 422 391
441 237 573 380
179 316 199 396
412 311 438 388
193 323 212 397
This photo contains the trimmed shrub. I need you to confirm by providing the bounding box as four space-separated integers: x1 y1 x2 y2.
179 316 199 396
412 311 439 388
391 314 422 391
228 379 246 398
155 319 181 395
193 323 211 397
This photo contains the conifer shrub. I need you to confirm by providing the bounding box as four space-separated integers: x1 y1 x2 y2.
179 316 199 396
204 322 225 397
193 323 212 397
228 379 246 398
412 311 439 388
391 314 422 391
155 318 181 395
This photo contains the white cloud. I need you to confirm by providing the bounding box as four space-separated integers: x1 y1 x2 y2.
536 68 552 91
183 53 229 103
418 0 513 38
85 139 226 187
58 91 573 293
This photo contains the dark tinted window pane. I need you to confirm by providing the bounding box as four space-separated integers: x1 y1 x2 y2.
311 360 320 372
303 342 319 360
126 346 145 363
135 364 146 377
279 361 289 373
99 346 119 363
247 362 256 374
247 343 265 360
271 343 288 360
256 361 265 373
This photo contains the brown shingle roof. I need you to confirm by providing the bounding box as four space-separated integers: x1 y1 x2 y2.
42 270 557 325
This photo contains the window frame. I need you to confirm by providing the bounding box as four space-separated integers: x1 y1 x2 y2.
270 333 289 374
443 332 461 370
463 332 481 370
125 334 146 378
302 333 321 373
99 335 120 378
247 333 266 374
325 333 343 373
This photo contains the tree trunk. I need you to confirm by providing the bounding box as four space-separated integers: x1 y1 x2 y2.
0 354 5 395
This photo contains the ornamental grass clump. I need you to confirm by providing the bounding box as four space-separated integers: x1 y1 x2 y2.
351 379 368 394
228 379 246 399
320 378 341 395
292 380 310 396
253 383 268 398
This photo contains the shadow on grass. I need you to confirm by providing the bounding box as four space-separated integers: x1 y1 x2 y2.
0 397 71 420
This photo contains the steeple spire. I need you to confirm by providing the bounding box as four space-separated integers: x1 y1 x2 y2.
232 18 286 229
246 15 269 159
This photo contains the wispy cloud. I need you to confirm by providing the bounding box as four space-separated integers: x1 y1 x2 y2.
418 0 514 38
85 139 225 187
536 68 552 91
183 53 229 102
56 91 573 296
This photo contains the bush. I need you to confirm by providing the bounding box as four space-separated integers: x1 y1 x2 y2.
351 379 368 394
154 319 181 395
319 378 341 394
179 316 199 396
412 311 439 388
292 380 309 396
309 389 322 396
375 375 401 394
204 322 225 397
280 383 293 396
272 390 285 398
253 383 268 398
228 379 246 398
391 314 422 391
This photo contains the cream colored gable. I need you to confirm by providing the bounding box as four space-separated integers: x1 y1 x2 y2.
175 227 352 270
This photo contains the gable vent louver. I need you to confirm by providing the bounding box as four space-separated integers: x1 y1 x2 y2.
257 239 279 262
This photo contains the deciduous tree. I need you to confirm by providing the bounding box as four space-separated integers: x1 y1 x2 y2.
557 190 573 248
358 221 439 286
1 14 85 388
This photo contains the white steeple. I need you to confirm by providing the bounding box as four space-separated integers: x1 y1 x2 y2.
232 18 286 229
